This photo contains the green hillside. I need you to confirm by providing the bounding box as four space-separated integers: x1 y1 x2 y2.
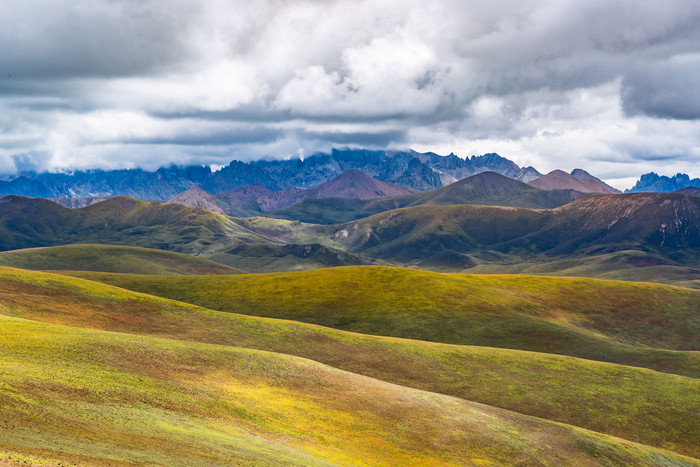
1 266 698 460
0 196 353 271
67 266 700 377
330 193 700 264
0 244 241 275
4 314 696 466
466 250 700 289
1 193 698 284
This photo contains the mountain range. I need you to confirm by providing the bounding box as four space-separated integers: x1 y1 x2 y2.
2 148 699 201
627 172 700 193
1 149 543 199
158 170 603 222
1 151 699 464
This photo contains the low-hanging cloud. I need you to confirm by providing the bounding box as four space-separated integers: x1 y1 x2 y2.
1 0 699 188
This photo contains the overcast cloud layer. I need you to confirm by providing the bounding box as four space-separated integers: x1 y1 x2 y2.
2 0 700 189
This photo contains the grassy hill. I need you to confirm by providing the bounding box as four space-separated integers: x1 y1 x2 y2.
466 250 700 289
4 315 696 466
1 266 698 461
1 192 698 284
0 196 355 271
327 193 700 273
512 192 700 262
65 266 700 378
0 244 242 275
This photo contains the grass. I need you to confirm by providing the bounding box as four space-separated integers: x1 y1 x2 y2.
1 266 699 459
3 314 697 466
2 194 698 287
466 250 700 289
0 244 242 275
65 266 700 378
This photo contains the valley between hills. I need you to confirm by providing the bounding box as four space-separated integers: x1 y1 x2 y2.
0 154 699 465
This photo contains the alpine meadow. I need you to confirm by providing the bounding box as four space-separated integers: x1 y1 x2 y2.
1 1 700 466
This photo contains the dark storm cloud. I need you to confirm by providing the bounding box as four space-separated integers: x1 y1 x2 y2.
301 129 408 147
1 0 699 184
622 56 700 120
121 126 285 146
0 0 197 79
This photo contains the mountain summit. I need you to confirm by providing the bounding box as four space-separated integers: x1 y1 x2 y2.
528 170 616 194
315 169 415 199
168 186 229 215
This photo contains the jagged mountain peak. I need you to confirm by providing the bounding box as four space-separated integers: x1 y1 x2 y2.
627 172 700 193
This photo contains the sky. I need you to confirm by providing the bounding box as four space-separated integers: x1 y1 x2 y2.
1 0 699 189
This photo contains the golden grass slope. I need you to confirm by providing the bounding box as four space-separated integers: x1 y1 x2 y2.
66 266 700 378
0 244 242 275
2 314 697 466
0 266 698 459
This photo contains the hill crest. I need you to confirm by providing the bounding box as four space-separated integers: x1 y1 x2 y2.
168 186 229 214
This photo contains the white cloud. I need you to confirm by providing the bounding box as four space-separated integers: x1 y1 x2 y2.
0 0 699 187
275 32 443 116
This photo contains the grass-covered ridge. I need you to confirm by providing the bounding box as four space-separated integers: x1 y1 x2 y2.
1 266 699 458
0 244 242 275
464 249 700 289
3 314 697 466
67 266 700 376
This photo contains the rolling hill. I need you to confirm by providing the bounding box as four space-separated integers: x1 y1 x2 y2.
329 192 700 267
1 265 698 461
463 249 700 289
65 266 700 377
5 314 695 466
0 244 241 275
1 191 699 282
0 195 355 271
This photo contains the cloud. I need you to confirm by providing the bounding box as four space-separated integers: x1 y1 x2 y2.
0 0 699 187
622 54 700 119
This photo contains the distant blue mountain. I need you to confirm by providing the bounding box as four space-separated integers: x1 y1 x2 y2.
0 149 541 200
626 172 700 193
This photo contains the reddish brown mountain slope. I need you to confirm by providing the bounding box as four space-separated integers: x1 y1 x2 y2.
168 186 230 215
675 186 700 196
214 170 416 212
570 169 621 194
529 170 616 194
315 169 416 199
